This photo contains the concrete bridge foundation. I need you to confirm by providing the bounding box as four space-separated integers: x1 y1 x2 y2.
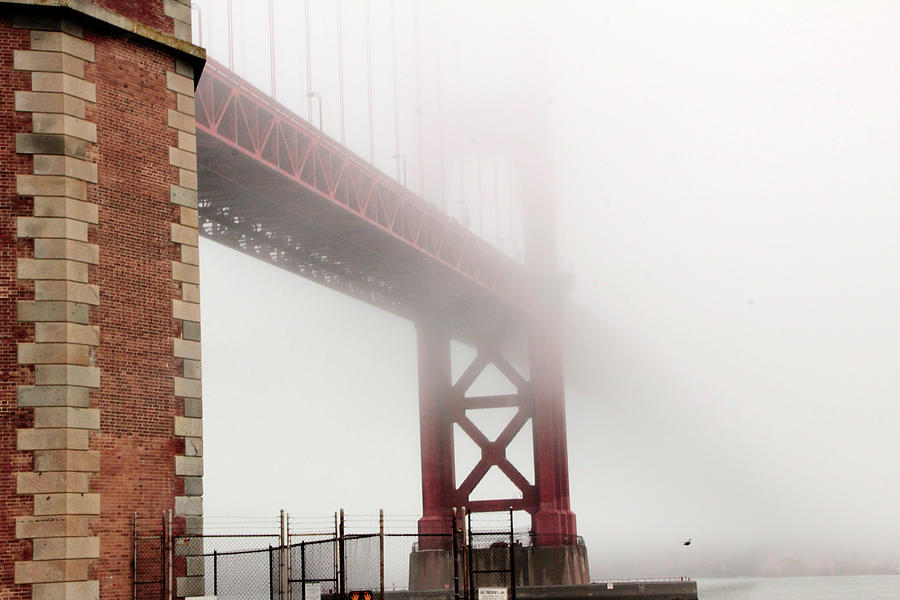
409 544 591 590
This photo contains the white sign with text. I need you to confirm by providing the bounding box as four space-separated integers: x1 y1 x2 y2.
478 588 508 600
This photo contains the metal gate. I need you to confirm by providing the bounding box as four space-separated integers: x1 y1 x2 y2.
465 510 517 600
288 536 340 600
133 513 168 600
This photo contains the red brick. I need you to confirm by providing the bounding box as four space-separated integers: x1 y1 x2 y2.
2 6 198 597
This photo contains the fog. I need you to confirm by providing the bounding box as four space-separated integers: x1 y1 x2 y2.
194 1 900 577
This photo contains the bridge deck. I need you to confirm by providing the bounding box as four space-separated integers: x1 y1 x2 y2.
196 60 529 336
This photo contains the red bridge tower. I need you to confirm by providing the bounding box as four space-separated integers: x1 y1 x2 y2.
415 122 586 583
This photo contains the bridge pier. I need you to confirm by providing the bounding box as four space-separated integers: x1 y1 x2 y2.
530 315 578 546
0 3 204 598
416 319 456 549
413 312 586 584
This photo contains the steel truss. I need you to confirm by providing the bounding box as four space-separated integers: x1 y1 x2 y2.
417 321 577 546
193 60 576 545
195 60 528 334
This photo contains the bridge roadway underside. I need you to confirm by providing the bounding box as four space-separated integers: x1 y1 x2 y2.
197 136 525 340
194 61 529 343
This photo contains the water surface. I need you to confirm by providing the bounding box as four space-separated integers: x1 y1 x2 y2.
698 575 900 600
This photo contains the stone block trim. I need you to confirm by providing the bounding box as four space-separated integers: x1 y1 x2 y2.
165 0 193 43
32 536 101 560
167 56 205 593
13 23 100 595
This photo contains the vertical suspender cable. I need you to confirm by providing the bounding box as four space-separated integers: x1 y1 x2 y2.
471 60 482 235
337 0 346 144
305 0 313 122
413 1 425 197
494 162 501 249
390 0 401 183
477 156 483 236
268 0 276 98
454 33 466 224
227 0 234 69
365 0 375 164
510 166 518 260
435 5 446 212
190 3 203 47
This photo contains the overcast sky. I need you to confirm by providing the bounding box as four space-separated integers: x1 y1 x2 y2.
193 0 900 577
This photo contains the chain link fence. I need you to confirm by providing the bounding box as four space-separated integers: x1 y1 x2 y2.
134 510 594 600
290 536 340 599
467 528 516 594
133 514 166 600
171 532 458 599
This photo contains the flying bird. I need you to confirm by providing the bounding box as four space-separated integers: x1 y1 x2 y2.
683 538 692 546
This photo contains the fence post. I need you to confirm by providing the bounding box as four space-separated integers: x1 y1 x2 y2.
269 546 275 600
132 513 138 600
168 510 174 600
508 508 516 600
461 507 469 600
333 512 339 595
287 512 292 600
467 510 474 600
161 511 167 600
338 508 346 600
213 550 218 596
451 508 460 600
301 541 306 600
158 512 165 600
379 509 385 600
281 510 288 600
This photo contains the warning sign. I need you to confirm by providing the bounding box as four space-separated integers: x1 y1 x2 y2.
349 591 373 600
478 588 508 600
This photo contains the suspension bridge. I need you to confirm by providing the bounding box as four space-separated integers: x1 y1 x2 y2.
0 2 696 598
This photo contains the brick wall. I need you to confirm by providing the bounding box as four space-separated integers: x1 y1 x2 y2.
90 28 182 597
5 12 103 597
84 1 170 33
1 4 202 598
58 1 194 42
0 19 35 600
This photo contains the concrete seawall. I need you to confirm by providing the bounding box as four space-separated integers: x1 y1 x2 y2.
518 582 698 599
375 581 698 600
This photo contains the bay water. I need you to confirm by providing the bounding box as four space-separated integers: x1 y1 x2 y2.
698 575 900 599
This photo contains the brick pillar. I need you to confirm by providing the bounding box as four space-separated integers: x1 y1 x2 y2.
1 2 204 598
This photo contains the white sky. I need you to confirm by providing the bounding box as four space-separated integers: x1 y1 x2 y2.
194 0 900 577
